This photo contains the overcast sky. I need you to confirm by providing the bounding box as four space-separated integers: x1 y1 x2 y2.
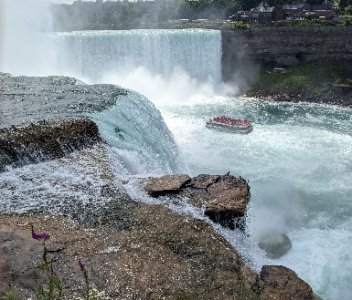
55 0 146 3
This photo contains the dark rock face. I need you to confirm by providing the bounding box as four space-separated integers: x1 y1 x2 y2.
222 27 352 81
0 211 317 300
143 173 250 229
258 232 292 259
0 119 100 172
258 265 316 300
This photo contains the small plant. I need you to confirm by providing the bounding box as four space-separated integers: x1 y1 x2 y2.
0 289 21 300
79 260 90 300
2 225 111 300
345 5 352 15
31 225 64 300
224 21 250 30
75 260 111 300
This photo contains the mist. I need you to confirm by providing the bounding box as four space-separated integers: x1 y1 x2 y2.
0 0 57 75
51 0 240 32
0 0 254 99
100 66 239 106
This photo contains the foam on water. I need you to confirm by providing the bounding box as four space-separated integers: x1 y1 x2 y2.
154 97 352 300
0 145 118 214
2 21 351 298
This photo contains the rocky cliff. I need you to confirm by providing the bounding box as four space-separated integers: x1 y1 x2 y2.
222 26 352 81
0 74 317 299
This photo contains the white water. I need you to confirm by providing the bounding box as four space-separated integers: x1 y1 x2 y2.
115 95 352 300
156 98 352 300
1 15 352 299
53 29 222 83
90 90 183 175
65 30 352 299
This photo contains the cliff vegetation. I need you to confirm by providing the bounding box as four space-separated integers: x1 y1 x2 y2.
248 62 352 106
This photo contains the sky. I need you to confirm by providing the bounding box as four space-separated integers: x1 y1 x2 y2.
55 0 147 3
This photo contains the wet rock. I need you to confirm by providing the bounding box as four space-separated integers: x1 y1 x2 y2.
258 232 292 259
142 173 250 230
0 210 259 300
143 174 191 197
189 174 220 189
258 265 316 300
0 73 127 129
204 175 250 229
0 119 101 171
0 210 319 300
245 89 352 108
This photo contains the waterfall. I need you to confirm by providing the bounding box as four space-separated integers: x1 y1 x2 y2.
54 29 222 83
90 90 183 175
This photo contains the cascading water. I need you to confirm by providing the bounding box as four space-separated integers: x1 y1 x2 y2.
52 28 223 174
161 98 352 300
90 90 183 175
53 29 222 83
1 7 352 298
55 29 352 299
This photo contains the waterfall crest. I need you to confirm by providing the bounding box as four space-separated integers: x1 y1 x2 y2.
91 90 183 175
54 29 222 83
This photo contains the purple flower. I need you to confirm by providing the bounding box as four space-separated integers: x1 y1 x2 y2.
30 224 50 241
78 259 86 271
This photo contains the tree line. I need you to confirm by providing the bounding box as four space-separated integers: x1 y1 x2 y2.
51 0 352 31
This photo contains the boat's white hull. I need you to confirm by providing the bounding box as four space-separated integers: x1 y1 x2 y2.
205 123 253 134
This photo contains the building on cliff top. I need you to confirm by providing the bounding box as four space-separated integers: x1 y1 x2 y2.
231 0 336 23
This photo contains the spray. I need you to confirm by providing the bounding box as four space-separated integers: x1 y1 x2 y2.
0 0 57 76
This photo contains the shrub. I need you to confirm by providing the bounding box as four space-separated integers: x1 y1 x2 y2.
345 5 352 15
224 21 250 30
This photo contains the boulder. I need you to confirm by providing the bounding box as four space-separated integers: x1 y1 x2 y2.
258 232 292 259
142 173 250 230
258 265 316 300
204 175 250 229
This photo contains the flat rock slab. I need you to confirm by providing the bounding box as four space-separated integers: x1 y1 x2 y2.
0 211 316 300
143 174 191 197
0 209 259 300
142 173 250 230
0 73 127 129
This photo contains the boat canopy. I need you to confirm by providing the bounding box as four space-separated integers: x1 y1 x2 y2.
209 117 252 126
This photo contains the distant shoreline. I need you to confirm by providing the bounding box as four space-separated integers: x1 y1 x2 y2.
244 90 352 108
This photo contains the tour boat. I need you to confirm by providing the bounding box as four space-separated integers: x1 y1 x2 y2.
205 116 253 134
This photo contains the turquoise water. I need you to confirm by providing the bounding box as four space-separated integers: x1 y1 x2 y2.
156 97 352 300
67 29 352 300
90 89 351 299
5 23 351 299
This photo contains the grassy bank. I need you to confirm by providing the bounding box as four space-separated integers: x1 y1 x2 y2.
251 63 352 95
